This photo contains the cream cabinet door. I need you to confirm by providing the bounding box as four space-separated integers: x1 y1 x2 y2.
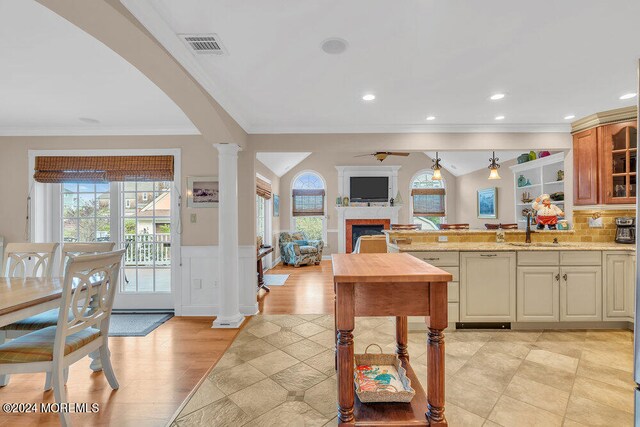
517 267 559 322
559 266 602 321
460 252 516 322
604 253 635 320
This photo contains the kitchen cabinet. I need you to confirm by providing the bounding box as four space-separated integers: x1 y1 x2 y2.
573 128 600 205
517 266 560 322
460 252 516 322
601 121 637 204
603 252 636 320
572 107 637 206
559 266 602 321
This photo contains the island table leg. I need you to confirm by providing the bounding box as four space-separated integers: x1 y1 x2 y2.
426 282 448 426
396 316 409 360
336 282 355 424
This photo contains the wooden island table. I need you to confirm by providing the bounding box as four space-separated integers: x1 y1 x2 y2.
331 253 452 426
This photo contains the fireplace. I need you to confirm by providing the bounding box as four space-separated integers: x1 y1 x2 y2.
345 219 391 253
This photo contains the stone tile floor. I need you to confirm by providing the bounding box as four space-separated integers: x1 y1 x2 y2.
171 315 635 426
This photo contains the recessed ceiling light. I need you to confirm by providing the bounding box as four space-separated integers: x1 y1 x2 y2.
564 115 575 120
490 93 505 101
78 117 100 124
495 115 505 120
426 116 436 121
321 38 348 54
620 93 637 100
362 94 376 101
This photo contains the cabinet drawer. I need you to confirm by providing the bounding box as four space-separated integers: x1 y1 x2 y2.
560 251 602 266
441 266 459 282
407 251 459 267
448 302 459 323
518 251 559 266
448 282 459 302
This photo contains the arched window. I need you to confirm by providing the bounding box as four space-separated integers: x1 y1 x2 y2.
291 171 326 241
410 170 446 230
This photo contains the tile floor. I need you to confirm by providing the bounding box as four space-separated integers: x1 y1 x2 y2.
172 315 635 427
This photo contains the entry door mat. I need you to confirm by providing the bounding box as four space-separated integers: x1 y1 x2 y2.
108 313 174 337
263 274 290 286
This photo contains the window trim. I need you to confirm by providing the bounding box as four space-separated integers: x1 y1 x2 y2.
409 169 447 227
290 170 327 243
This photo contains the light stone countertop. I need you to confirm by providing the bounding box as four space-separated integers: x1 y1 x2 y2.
388 241 636 252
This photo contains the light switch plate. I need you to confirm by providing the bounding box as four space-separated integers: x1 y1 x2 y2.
190 213 197 223
438 236 448 242
192 278 202 289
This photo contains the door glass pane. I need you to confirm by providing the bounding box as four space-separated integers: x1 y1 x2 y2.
631 151 637 173
630 128 637 149
613 129 627 150
61 183 109 242
613 176 627 198
613 152 627 174
121 180 171 293
630 175 636 198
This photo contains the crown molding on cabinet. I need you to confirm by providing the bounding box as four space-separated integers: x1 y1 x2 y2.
571 106 637 134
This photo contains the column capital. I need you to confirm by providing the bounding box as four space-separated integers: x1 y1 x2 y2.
213 143 242 155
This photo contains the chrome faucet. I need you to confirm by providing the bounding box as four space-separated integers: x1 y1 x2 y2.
525 212 534 244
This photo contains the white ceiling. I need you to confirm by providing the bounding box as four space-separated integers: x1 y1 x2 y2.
256 152 311 177
425 151 523 176
124 0 640 134
0 0 198 136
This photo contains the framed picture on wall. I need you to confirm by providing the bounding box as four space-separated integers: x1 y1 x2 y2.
477 187 498 219
273 194 280 217
187 176 219 208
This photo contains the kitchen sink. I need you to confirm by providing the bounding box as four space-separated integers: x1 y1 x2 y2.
507 242 579 248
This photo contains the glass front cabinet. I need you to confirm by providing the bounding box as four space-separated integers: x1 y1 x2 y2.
602 121 637 204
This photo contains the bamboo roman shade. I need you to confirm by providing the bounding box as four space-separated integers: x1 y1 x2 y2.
292 189 325 217
256 177 272 199
411 188 446 216
33 156 174 183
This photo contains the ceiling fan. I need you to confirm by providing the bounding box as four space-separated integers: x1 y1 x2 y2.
354 152 411 162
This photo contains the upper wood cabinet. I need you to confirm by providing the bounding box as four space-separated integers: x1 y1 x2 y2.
601 121 637 204
573 128 600 205
572 107 637 206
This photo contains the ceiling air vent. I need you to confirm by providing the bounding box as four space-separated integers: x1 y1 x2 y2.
179 33 227 55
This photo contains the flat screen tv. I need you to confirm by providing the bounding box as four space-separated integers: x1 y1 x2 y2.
350 177 389 202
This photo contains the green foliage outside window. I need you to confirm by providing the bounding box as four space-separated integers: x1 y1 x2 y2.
295 216 323 241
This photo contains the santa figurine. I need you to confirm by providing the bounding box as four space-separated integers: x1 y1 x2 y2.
532 194 564 230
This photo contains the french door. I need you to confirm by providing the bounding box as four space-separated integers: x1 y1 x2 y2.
58 180 176 309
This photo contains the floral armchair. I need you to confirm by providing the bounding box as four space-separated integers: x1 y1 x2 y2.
279 231 324 267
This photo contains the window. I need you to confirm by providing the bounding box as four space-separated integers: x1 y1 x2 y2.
256 194 266 243
62 183 111 242
292 171 325 241
411 171 446 230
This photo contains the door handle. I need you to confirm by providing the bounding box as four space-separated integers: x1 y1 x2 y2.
562 273 568 281
480 254 497 257
555 274 560 281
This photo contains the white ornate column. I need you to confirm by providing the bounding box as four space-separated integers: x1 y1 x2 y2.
212 143 245 328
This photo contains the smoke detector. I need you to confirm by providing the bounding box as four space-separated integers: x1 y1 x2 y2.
179 33 227 55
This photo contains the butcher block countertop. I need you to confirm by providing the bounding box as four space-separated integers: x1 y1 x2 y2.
388 241 636 252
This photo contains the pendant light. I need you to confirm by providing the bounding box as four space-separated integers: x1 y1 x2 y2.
431 152 443 180
488 151 501 180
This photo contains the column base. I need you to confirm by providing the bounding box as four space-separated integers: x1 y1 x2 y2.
212 314 246 329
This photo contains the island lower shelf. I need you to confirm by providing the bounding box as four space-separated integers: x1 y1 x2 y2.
353 358 429 426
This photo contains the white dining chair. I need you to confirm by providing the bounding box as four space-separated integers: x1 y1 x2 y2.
0 249 125 427
0 242 115 388
1 242 59 278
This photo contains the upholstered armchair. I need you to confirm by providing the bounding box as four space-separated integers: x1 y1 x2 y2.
279 231 324 267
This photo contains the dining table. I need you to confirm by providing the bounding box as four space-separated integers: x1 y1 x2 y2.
0 277 104 371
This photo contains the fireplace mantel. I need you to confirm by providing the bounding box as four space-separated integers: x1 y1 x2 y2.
335 206 401 253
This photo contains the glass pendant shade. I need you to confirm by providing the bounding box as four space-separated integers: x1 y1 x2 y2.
432 167 443 180
488 167 501 180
